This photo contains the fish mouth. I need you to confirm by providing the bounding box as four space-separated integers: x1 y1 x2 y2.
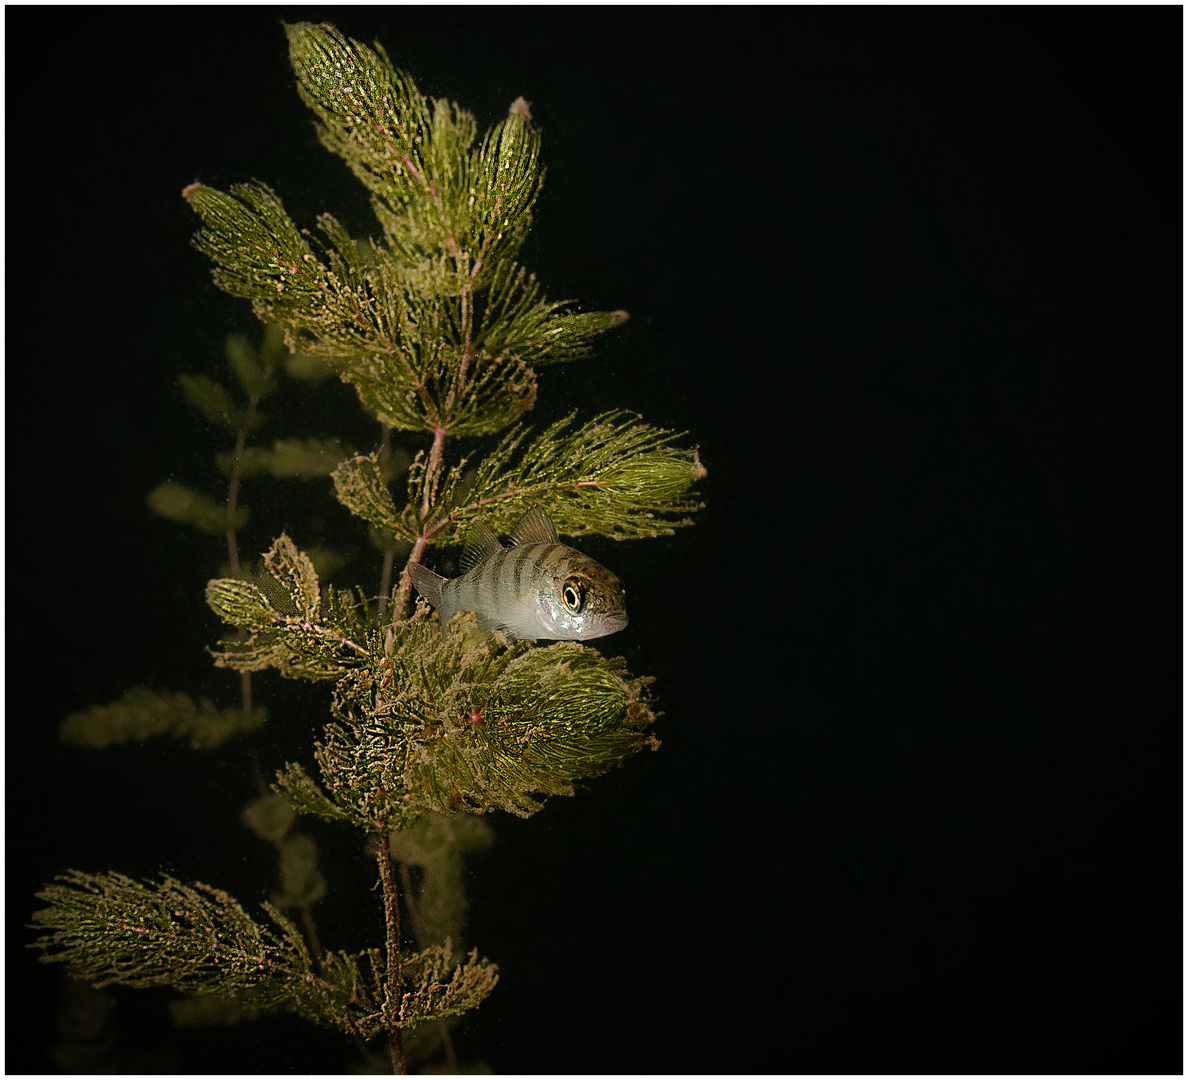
597 612 629 636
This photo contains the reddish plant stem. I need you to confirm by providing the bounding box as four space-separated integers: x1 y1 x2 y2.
389 152 492 631
421 425 448 518
390 536 426 630
376 424 398 624
377 832 406 1074
389 418 449 629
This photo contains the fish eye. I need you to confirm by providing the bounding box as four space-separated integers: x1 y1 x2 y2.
561 577 586 613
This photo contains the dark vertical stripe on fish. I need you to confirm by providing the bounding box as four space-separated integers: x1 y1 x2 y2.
540 545 566 581
494 550 513 596
512 546 533 598
480 548 502 597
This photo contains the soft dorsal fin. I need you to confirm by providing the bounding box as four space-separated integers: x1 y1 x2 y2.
460 521 504 573
508 505 559 546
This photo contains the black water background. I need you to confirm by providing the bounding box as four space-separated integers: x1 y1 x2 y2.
7 7 1180 1074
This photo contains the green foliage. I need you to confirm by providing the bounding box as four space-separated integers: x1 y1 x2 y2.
206 535 375 681
240 795 327 909
412 411 706 543
284 349 336 381
285 606 658 832
60 688 266 750
178 373 236 427
148 481 248 535
216 438 350 480
224 324 285 400
32 871 326 1001
332 452 404 536
186 23 631 441
31 872 497 1039
272 834 328 910
331 410 705 544
397 942 499 1028
154 320 360 569
36 20 704 1072
207 533 658 831
241 794 297 843
284 24 540 275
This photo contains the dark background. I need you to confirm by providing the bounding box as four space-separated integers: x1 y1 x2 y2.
7 6 1180 1074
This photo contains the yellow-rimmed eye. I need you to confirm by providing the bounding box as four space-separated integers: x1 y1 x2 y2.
561 577 586 613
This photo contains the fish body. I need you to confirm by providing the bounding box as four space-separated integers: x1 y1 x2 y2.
407 506 628 642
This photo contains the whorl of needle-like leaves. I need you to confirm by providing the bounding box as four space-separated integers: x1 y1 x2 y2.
30 871 496 1036
332 410 706 544
205 535 376 681
186 22 630 440
285 24 432 221
285 22 541 274
60 688 266 750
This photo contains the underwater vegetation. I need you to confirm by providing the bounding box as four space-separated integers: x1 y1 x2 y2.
31 22 703 1073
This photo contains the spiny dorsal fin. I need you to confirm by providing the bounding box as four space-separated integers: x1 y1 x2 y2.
460 521 504 573
508 505 559 546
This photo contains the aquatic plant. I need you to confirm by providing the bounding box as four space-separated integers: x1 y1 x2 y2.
31 22 703 1073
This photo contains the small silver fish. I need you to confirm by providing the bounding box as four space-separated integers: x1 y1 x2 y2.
407 506 628 642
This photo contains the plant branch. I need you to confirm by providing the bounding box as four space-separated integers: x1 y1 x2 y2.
376 423 397 625
377 832 406 1074
224 371 270 724
390 537 426 631
430 478 608 540
388 420 447 630
225 422 248 576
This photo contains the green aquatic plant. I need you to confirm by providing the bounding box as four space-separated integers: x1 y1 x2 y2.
32 22 703 1073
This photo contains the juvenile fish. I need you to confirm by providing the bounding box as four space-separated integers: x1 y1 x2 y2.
407 505 628 642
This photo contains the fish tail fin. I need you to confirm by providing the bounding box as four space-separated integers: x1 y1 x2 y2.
407 563 458 637
407 563 445 618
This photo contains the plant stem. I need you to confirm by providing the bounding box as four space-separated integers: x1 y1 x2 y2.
378 544 396 623
421 425 448 518
377 832 406 1075
240 670 253 729
225 422 248 576
388 416 448 630
225 386 266 729
377 423 396 623
299 903 324 975
390 536 425 630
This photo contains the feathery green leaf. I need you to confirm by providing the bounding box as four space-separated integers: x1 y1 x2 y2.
412 411 704 543
206 536 375 680
285 605 658 833
178 374 235 426
32 871 488 1037
60 688 266 750
217 438 350 480
147 481 247 535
